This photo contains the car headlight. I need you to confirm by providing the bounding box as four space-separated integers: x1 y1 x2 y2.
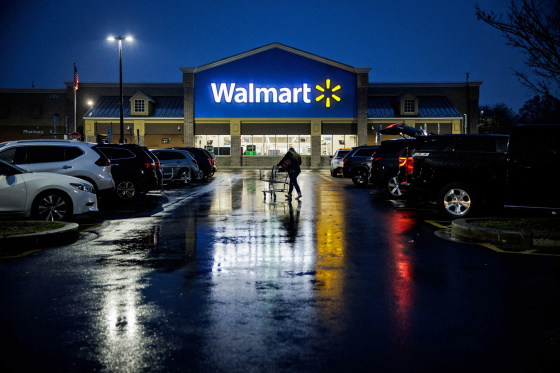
70 182 95 193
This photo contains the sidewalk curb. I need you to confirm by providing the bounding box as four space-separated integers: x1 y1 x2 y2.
0 222 80 254
451 218 560 249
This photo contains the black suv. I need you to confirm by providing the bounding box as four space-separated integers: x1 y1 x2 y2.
94 144 162 201
369 138 416 198
173 147 217 178
398 134 509 217
341 145 379 187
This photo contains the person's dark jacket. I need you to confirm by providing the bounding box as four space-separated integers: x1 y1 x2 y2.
278 151 301 174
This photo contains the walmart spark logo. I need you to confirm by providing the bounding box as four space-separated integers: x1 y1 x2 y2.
315 79 341 108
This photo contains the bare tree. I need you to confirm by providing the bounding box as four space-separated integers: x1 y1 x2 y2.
476 0 560 100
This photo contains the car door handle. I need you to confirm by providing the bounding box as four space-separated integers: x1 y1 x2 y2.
62 165 73 169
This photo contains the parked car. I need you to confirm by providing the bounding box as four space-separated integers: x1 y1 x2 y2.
341 145 379 187
0 159 98 221
369 138 416 198
330 148 351 177
0 139 114 197
94 144 161 201
150 148 203 185
398 134 510 217
173 147 217 178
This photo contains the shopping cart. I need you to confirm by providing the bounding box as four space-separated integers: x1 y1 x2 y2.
259 165 289 200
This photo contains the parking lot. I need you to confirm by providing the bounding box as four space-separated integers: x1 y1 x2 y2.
1 170 560 372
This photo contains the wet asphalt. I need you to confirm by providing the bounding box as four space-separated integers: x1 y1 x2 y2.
1 170 560 372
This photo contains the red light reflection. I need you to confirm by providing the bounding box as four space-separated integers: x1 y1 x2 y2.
386 211 414 343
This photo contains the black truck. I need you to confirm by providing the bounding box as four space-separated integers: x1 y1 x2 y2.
399 124 560 218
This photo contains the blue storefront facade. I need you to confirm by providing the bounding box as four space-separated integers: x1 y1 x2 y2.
75 42 478 168
181 43 373 168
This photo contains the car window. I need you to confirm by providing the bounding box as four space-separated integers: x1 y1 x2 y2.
152 151 174 161
167 151 186 160
98 147 136 160
354 148 377 157
65 146 84 160
0 148 17 163
335 150 350 158
26 146 67 163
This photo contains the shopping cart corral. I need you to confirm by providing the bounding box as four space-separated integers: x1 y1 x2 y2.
260 165 289 200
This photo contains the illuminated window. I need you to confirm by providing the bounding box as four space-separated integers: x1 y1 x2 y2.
134 99 145 113
240 135 311 156
195 135 231 155
404 99 415 113
321 135 356 155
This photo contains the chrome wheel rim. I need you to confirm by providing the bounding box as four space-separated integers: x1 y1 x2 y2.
387 176 402 196
180 169 192 184
37 194 68 221
116 181 136 200
443 188 471 216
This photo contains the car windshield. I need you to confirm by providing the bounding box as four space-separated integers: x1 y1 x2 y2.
0 159 27 174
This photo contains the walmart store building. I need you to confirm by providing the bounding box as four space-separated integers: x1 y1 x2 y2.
78 43 480 168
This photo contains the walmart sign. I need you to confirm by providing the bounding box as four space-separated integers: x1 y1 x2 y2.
194 48 357 118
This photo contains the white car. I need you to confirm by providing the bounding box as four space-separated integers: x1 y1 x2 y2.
0 139 114 197
0 159 98 221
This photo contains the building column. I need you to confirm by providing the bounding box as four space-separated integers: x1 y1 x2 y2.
181 68 195 147
356 69 370 146
230 119 241 168
311 119 321 168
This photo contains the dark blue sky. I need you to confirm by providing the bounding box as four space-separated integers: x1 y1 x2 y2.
0 0 533 111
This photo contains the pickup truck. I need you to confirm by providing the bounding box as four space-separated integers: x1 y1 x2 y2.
399 124 560 217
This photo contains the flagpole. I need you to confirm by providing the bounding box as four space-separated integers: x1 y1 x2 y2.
73 61 78 134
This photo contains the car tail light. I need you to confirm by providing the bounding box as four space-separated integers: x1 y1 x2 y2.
405 157 414 174
342 158 348 162
155 160 161 169
144 162 156 169
398 156 407 167
95 155 111 166
373 157 383 162
207 157 213 165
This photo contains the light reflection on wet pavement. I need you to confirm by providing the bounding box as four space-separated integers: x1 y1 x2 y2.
1 170 560 372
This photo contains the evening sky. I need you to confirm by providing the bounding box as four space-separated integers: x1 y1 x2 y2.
0 0 534 111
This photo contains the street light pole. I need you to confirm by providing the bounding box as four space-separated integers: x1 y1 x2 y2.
118 37 123 143
107 35 133 143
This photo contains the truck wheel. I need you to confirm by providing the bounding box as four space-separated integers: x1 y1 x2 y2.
385 174 403 198
352 169 368 187
438 183 477 218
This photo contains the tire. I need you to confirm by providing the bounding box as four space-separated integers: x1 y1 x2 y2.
351 168 368 187
438 183 477 218
176 168 192 185
385 174 404 198
32 190 72 221
115 179 137 201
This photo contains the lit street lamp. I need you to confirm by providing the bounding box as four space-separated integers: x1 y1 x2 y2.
107 35 133 143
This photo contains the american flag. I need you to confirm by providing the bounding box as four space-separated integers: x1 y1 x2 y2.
74 63 79 91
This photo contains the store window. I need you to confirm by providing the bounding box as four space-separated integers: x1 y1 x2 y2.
241 135 311 156
321 135 356 155
195 135 231 155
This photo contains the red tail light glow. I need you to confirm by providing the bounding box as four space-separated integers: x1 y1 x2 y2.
95 156 111 167
405 157 414 175
144 162 156 169
398 156 407 167
342 158 348 162
373 157 383 162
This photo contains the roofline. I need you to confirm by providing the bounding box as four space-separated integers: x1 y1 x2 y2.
83 116 184 120
367 117 464 120
181 42 370 74
0 88 65 93
63 82 182 88
369 81 483 88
